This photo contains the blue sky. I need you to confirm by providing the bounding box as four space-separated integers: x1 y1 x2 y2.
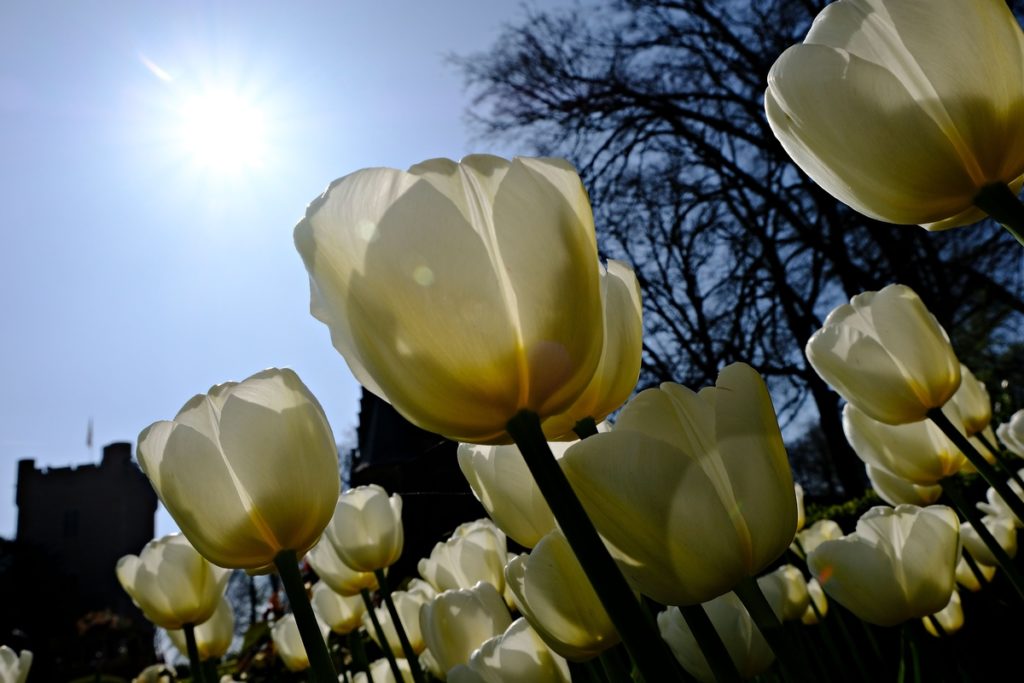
0 1 572 539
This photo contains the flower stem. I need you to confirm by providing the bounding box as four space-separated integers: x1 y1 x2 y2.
506 409 685 682
360 588 404 683
374 569 426 683
183 623 205 683
678 604 741 682
974 182 1024 246
573 416 600 439
348 631 370 675
939 477 1024 602
928 408 1024 525
273 550 338 683
733 577 810 682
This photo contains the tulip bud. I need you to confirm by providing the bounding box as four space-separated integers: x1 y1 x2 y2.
560 363 797 605
457 442 558 549
271 612 329 672
766 0 1024 229
137 368 340 569
116 534 230 630
950 365 993 437
326 485 404 572
0 646 32 683
792 519 844 560
843 402 965 485
998 413 1024 457
658 594 776 683
306 538 378 596
808 505 960 627
801 579 828 625
419 582 513 674
505 529 618 661
363 587 430 657
168 596 234 661
757 565 810 622
295 154 607 444
310 581 366 635
132 664 175 683
418 519 508 595
866 465 943 507
463 618 571 683
354 658 414 683
962 426 1000 474
956 555 996 592
961 516 1018 567
922 590 964 638
805 285 961 425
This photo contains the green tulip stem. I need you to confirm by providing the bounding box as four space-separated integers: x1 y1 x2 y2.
733 577 810 682
506 409 685 682
182 623 205 683
974 182 1024 246
939 477 1024 602
678 604 742 683
928 408 1024 525
359 589 405 683
273 550 338 683
976 431 1001 459
373 569 426 683
202 659 218 683
572 416 600 439
348 630 370 675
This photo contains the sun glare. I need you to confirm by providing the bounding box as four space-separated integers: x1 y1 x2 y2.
177 89 267 174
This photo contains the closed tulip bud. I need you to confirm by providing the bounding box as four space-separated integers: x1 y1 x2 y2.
363 588 430 657
457 442 558 549
961 516 1017 567
658 593 777 683
419 582 513 674
801 579 828 625
460 618 571 683
137 368 340 569
950 365 992 437
295 154 606 444
805 285 960 425
306 538 378 596
843 402 965 485
418 519 507 595
757 565 810 622
311 581 365 634
168 596 234 661
0 646 32 683
922 590 964 638
792 519 844 559
561 363 797 605
866 464 943 507
354 658 414 683
116 534 230 630
998 412 1024 457
326 485 403 572
505 529 618 661
962 425 1000 474
956 555 996 592
271 612 329 672
766 0 1024 229
808 505 960 627
540 260 643 440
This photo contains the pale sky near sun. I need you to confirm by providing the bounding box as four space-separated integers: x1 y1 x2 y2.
0 1 578 539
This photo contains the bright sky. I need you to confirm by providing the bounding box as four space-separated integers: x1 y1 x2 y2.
0 1 572 539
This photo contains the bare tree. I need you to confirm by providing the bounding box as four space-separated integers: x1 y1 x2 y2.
457 0 1024 495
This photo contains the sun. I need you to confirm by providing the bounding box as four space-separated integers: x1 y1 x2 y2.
176 88 267 174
